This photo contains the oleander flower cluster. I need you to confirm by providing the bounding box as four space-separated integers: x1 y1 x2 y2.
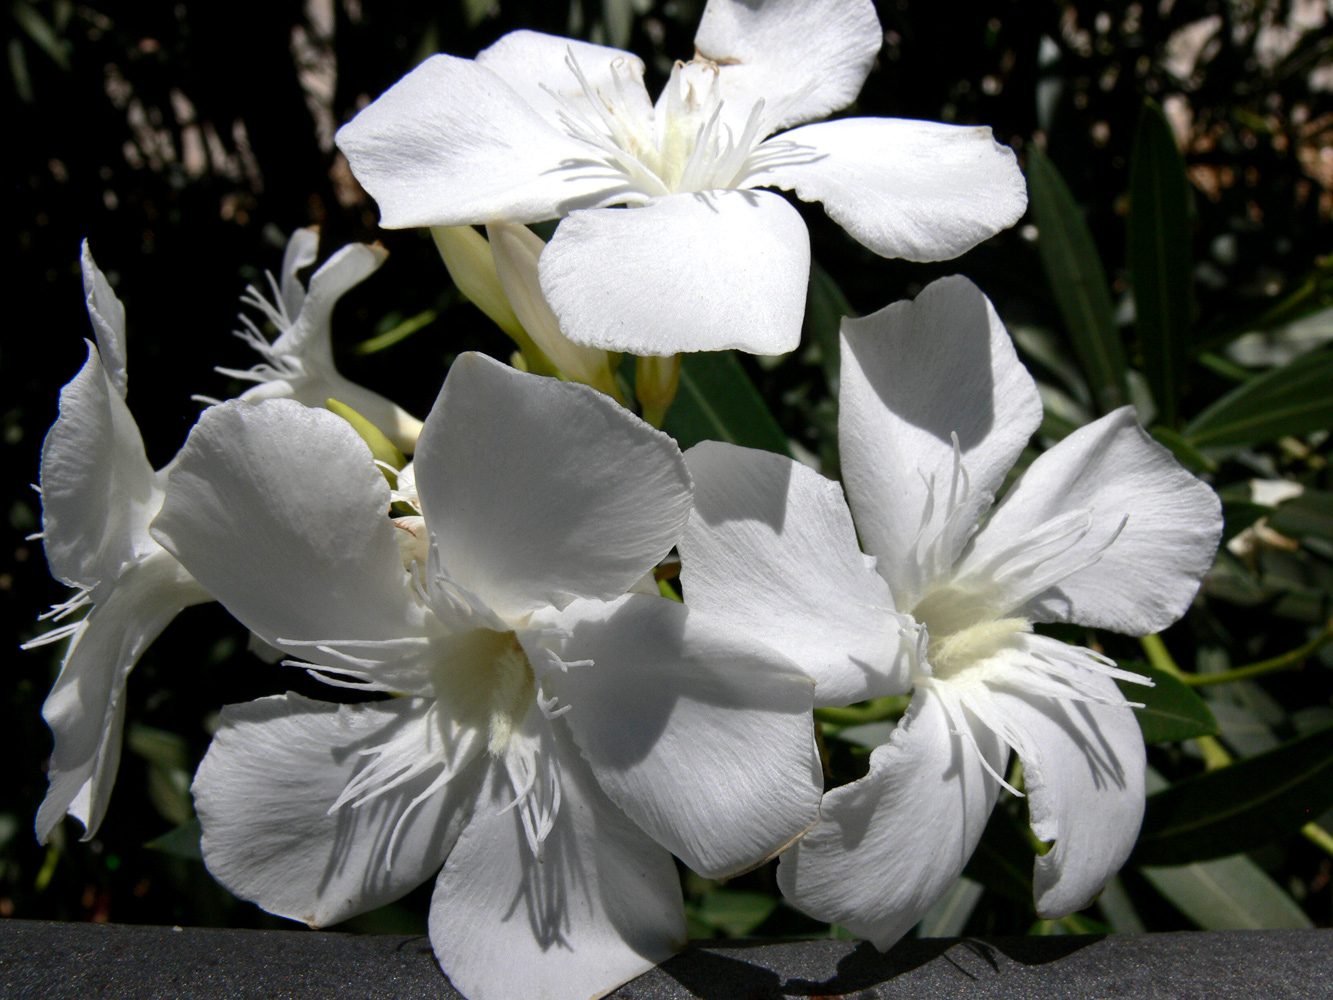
26 3 1222 1000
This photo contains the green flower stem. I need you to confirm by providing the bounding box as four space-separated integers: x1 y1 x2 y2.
1139 634 1187 679
1139 635 1233 770
813 697 909 727
1181 619 1333 689
1195 734 1235 772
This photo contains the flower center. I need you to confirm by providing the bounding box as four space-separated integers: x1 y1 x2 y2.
921 616 1032 683
429 628 535 758
552 52 768 197
485 633 536 756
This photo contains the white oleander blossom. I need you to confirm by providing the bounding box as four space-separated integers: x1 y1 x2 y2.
150 352 821 1000
678 276 1223 948
26 242 210 843
218 226 424 451
335 0 1028 356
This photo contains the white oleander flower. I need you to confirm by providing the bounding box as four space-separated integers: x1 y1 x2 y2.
151 352 821 1000
219 226 424 451
679 276 1222 947
335 0 1028 356
26 242 210 843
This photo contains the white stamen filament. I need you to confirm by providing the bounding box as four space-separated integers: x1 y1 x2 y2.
546 48 773 198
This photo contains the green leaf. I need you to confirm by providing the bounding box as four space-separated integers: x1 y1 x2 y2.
917 877 984 938
145 819 203 861
662 351 791 456
12 1 70 71
127 723 190 772
1195 256 1333 350
1149 427 1216 475
1027 146 1127 413
685 889 778 938
1221 499 1271 544
1132 726 1333 866
1011 323 1093 408
1127 99 1193 428
1095 876 1145 933
1139 854 1312 930
1115 662 1219 743
1183 347 1333 447
1268 489 1333 541
804 261 854 392
961 807 1034 906
461 0 491 27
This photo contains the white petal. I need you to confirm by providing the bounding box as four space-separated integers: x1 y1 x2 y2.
679 442 908 706
414 353 692 620
267 374 424 456
475 30 653 134
777 686 1006 950
838 276 1042 607
150 399 433 670
335 54 620 228
80 241 128 398
430 731 685 1000
240 364 425 458
193 693 482 927
747 118 1028 261
693 0 882 133
980 675 1145 917
536 593 821 879
236 240 424 451
278 226 321 320
39 342 159 591
268 241 388 366
35 549 206 843
539 189 809 355
958 407 1223 634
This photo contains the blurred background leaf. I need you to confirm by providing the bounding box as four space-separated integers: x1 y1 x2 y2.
1127 98 1193 429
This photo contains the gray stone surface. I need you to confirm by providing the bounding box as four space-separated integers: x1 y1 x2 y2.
1 920 1328 999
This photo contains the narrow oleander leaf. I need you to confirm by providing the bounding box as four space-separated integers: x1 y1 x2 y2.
1140 854 1313 930
1011 323 1094 408
1027 145 1127 413
1128 99 1193 429
961 807 1035 906
1096 876 1146 933
1194 256 1333 351
601 0 637 49
917 877 984 938
127 723 190 772
1221 500 1272 544
1149 427 1216 475
1116 662 1219 744
144 819 203 860
1268 489 1333 541
354 308 437 355
805 261 854 394
686 889 778 938
1183 347 1333 448
663 351 792 456
461 0 491 27
13 1 70 71
1132 726 1333 866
